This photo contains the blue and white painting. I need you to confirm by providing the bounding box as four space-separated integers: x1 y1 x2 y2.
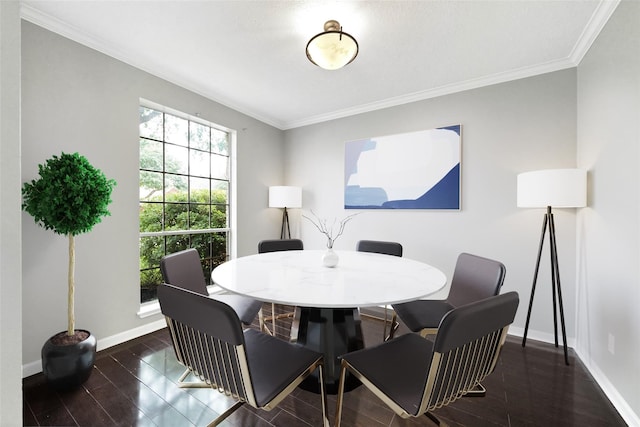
344 125 461 209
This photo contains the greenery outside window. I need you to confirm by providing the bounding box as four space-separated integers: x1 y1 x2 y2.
139 103 233 304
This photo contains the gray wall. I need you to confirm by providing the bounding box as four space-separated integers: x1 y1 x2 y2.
576 0 640 422
20 21 284 367
1 2 22 425
284 70 579 341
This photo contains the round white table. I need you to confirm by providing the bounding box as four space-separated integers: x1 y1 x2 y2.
212 249 446 393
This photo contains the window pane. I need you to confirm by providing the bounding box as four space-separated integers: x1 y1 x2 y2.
190 122 210 151
212 180 228 201
164 203 188 230
190 203 210 230
140 171 164 202
164 173 187 197
139 202 163 232
211 154 229 180
190 149 209 178
190 177 210 198
140 138 163 172
139 107 163 140
212 203 228 228
165 234 189 255
140 268 162 303
210 232 228 267
139 236 165 269
212 128 229 155
165 144 188 174
164 114 188 146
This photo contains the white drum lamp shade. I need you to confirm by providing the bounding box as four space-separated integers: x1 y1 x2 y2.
269 186 302 208
517 169 587 208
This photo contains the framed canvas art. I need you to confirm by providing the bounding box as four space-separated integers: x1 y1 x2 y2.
344 125 461 209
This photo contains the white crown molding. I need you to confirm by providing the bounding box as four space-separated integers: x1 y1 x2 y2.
282 57 576 129
569 0 621 65
20 1 619 131
19 3 286 130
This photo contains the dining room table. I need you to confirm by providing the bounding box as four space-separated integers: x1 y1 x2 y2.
211 249 447 393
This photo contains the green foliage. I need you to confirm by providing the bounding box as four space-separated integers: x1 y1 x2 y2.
138 188 228 302
22 152 116 236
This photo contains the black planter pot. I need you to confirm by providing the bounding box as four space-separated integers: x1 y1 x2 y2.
42 329 96 390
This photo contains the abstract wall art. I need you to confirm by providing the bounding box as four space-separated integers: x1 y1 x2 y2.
344 125 461 209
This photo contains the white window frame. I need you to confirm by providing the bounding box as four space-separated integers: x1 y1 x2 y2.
137 99 236 317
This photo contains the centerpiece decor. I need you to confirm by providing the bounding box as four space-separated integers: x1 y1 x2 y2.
303 211 359 267
22 152 116 389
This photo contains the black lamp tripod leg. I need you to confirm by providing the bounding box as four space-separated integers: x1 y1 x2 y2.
522 213 548 347
548 211 570 365
280 207 291 240
522 207 570 366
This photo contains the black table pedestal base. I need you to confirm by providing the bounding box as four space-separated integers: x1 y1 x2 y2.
293 307 364 394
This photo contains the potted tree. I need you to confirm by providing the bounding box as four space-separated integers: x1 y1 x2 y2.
22 152 116 390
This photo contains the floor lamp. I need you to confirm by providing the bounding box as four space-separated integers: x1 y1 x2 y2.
269 186 302 239
517 169 586 366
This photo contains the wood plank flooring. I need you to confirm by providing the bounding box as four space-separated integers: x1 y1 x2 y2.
23 304 626 426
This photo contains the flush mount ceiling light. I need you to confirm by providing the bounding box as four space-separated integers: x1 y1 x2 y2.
306 20 359 70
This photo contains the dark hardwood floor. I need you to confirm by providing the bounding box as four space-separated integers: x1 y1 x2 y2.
23 304 626 426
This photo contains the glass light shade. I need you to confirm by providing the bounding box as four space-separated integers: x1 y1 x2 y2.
269 186 302 208
517 169 587 208
306 20 358 70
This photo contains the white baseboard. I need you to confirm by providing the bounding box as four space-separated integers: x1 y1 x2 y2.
22 319 167 378
574 346 640 426
507 325 577 348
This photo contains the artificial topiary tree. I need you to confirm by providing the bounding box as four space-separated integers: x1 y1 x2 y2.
22 152 116 340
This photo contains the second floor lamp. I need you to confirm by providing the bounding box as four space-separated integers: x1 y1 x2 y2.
269 186 302 239
517 168 586 365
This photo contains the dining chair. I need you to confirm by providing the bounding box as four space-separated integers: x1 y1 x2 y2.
390 252 506 340
257 239 304 336
158 283 329 427
335 291 519 427
160 248 264 326
355 240 403 340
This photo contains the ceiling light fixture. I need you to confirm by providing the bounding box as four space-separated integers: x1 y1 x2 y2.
306 20 359 70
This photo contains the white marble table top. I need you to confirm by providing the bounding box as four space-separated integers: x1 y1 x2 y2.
211 250 447 308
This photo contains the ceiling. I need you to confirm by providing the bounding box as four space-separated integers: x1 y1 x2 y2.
20 1 619 130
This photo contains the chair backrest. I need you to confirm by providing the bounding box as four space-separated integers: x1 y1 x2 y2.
356 240 403 257
258 239 304 253
160 248 208 295
447 253 506 307
158 283 257 405
419 291 519 414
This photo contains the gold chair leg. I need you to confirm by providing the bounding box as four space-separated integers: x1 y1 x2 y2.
177 368 209 388
464 383 486 397
272 302 277 335
317 364 330 427
334 361 349 427
207 401 244 427
258 308 273 336
385 312 399 341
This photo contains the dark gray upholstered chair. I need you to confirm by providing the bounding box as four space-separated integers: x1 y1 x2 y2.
355 240 403 340
160 248 263 326
158 283 329 427
390 252 506 340
257 239 304 335
335 292 519 427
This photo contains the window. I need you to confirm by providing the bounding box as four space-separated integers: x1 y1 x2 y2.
139 104 233 304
